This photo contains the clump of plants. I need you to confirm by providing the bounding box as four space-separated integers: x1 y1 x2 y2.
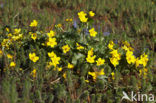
0 11 155 103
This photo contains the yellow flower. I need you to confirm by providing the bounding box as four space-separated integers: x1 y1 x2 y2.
144 68 148 73
88 69 105 81
41 43 45 46
7 33 12 37
47 30 55 37
19 68 23 71
48 51 60 67
126 50 133 56
123 41 130 47
10 62 16 67
62 45 70 54
135 53 148 68
111 72 115 80
109 50 121 67
126 50 136 64
135 58 141 67
86 48 96 63
69 19 73 22
78 11 88 22
6 27 9 32
122 41 134 52
122 45 129 51
89 11 95 17
30 20 38 27
31 69 37 78
12 34 22 41
55 24 62 28
1 39 10 49
50 56 61 67
66 19 69 21
48 51 56 58
57 67 62 71
77 29 81 33
46 62 52 69
96 58 105 66
31 33 37 40
67 63 74 69
98 69 105 75
63 72 66 79
126 55 136 64
108 41 114 50
88 48 94 56
140 53 148 67
66 18 73 22
85 80 89 83
110 49 121 60
47 38 57 48
14 28 21 34
7 54 13 59
0 50 3 55
110 57 119 67
88 72 96 80
86 55 96 63
139 68 148 78
129 47 134 51
76 43 84 50
89 28 97 37
29 53 39 62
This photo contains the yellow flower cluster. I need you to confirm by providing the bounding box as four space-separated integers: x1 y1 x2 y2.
86 48 96 63
1 39 10 49
122 41 148 67
62 45 70 54
136 53 149 67
89 28 97 37
1 28 24 49
1 30 23 49
48 51 61 68
88 69 105 81
122 41 134 51
78 11 88 22
109 49 121 67
12 34 23 41
29 53 39 62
